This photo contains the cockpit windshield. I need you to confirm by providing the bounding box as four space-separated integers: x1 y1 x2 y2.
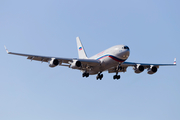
124 46 129 50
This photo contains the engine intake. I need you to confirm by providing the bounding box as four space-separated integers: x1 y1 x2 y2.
76 61 81 67
49 58 59 67
147 66 158 74
70 60 81 69
134 64 144 73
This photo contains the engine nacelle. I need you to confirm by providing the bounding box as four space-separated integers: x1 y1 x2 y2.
134 64 144 73
49 58 59 67
147 66 158 74
70 60 81 69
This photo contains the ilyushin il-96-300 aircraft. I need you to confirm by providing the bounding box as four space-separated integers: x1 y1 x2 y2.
5 37 176 80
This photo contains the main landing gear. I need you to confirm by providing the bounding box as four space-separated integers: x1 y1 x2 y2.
96 73 103 80
82 72 89 78
113 74 120 80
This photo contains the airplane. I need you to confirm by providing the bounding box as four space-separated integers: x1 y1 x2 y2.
4 37 176 80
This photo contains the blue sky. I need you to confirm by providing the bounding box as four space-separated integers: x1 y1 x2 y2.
1 0 180 120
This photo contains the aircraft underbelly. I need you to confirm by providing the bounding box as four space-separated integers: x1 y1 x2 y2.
89 57 120 75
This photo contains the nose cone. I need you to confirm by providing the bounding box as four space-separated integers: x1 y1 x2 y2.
126 50 130 57
122 46 130 59
123 50 130 59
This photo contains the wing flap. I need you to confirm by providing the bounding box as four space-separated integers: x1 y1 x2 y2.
27 56 49 62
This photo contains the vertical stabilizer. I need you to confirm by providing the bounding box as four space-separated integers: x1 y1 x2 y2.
76 37 88 59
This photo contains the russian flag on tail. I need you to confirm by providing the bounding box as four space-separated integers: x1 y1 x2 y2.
79 47 82 51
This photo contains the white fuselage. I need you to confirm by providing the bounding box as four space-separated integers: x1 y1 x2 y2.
88 45 130 75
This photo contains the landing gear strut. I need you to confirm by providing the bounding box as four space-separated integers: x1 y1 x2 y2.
96 73 103 80
113 63 121 80
82 72 89 78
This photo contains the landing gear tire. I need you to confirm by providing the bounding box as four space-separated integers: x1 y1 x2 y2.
100 74 103 80
82 72 89 78
96 76 99 80
96 73 103 80
113 75 116 80
113 75 120 80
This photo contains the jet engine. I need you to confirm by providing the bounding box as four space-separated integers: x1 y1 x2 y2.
147 66 158 74
134 64 144 73
49 58 59 67
70 60 81 69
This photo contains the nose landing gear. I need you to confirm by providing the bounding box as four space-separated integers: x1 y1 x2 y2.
113 63 121 80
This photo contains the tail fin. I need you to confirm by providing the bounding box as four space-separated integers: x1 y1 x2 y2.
174 58 176 65
4 45 9 53
76 37 88 59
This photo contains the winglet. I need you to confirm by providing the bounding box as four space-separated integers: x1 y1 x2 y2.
4 45 9 53
174 58 176 65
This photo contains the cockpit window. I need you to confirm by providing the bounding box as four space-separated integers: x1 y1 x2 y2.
124 46 129 50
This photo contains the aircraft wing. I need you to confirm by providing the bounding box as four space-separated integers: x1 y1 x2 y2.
108 59 176 73
5 49 72 63
121 60 176 67
4 46 100 68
